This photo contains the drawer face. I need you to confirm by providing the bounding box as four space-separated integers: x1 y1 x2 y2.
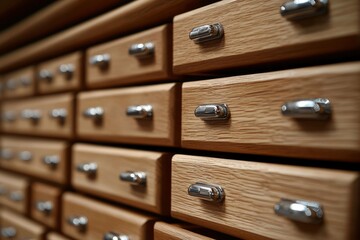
154 222 214 240
47 232 71 240
182 62 360 161
0 171 29 214
77 83 180 146
62 193 155 240
72 144 171 214
0 209 45 240
31 183 62 229
173 0 360 74
87 25 171 88
1 137 69 184
3 66 35 98
37 51 83 94
2 93 74 137
171 155 360 240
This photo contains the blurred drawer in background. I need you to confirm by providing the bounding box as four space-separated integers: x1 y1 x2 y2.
3 66 35 99
77 83 180 146
182 62 360 161
173 0 360 74
47 232 71 240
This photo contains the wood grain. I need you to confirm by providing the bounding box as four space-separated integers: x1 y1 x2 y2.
47 232 71 240
173 0 360 74
3 66 35 99
62 192 156 240
87 24 172 88
72 144 171 215
77 83 181 146
182 62 360 161
171 154 360 240
154 222 214 240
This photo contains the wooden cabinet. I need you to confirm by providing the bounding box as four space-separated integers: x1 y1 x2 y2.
47 232 71 240
3 66 35 99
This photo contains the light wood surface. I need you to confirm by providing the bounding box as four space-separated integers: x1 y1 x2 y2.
171 154 360 240
77 83 180 146
2 93 75 138
72 144 171 215
3 66 35 99
0 137 69 184
173 0 360 74
154 222 214 240
62 192 156 240
47 232 71 240
31 183 62 229
87 24 172 88
182 62 360 161
37 51 83 94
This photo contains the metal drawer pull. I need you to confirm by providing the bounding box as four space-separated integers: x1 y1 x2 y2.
6 79 17 90
49 108 67 120
126 105 153 119
9 192 23 202
194 104 229 120
19 76 32 86
38 69 53 82
21 109 41 121
77 163 98 175
188 182 225 202
1 149 14 160
1 227 17 238
43 155 60 167
89 54 110 67
68 216 88 231
104 232 129 240
119 171 146 185
36 201 53 214
129 42 155 57
189 23 224 43
280 0 329 20
58 63 75 78
274 198 324 224
18 151 32 161
2 111 16 122
83 107 104 119
281 98 331 119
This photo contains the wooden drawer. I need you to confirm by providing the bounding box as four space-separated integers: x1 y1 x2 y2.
2 93 74 138
62 192 156 240
37 51 83 94
0 171 29 214
3 66 35 98
47 232 71 240
77 83 180 146
72 144 171 215
182 62 360 161
171 154 360 240
0 209 45 240
31 183 62 229
0 137 69 184
173 0 360 74
86 25 171 88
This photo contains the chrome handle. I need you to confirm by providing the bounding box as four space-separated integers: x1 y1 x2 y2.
89 54 110 68
19 76 32 86
9 192 23 202
21 109 41 121
104 232 129 240
43 155 60 167
194 104 229 120
280 0 329 20
281 98 331 119
58 64 75 78
1 227 17 238
119 171 146 185
5 79 17 90
38 69 53 82
49 108 67 120
77 163 98 175
129 42 155 57
2 111 16 122
188 182 225 202
83 107 104 119
189 23 224 43
36 201 53 214
126 105 153 119
274 198 324 224
1 149 14 160
67 216 88 231
18 151 32 161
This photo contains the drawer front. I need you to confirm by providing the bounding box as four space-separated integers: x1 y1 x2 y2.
1 137 69 184
31 183 62 229
77 83 180 146
0 171 29 214
173 0 360 74
2 93 74 137
171 155 360 240
87 25 171 88
0 209 45 240
47 232 71 240
182 62 360 161
3 66 35 98
62 193 155 240
37 51 83 94
72 144 171 214
154 222 214 240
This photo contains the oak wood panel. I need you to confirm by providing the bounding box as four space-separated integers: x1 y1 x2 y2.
2 93 75 138
77 83 180 146
171 155 360 240
0 0 215 72
87 24 172 88
72 144 171 215
31 183 62 229
0 137 69 184
154 222 214 240
62 193 156 240
173 0 360 74
182 62 360 161
37 51 83 94
3 66 35 99
47 232 71 240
